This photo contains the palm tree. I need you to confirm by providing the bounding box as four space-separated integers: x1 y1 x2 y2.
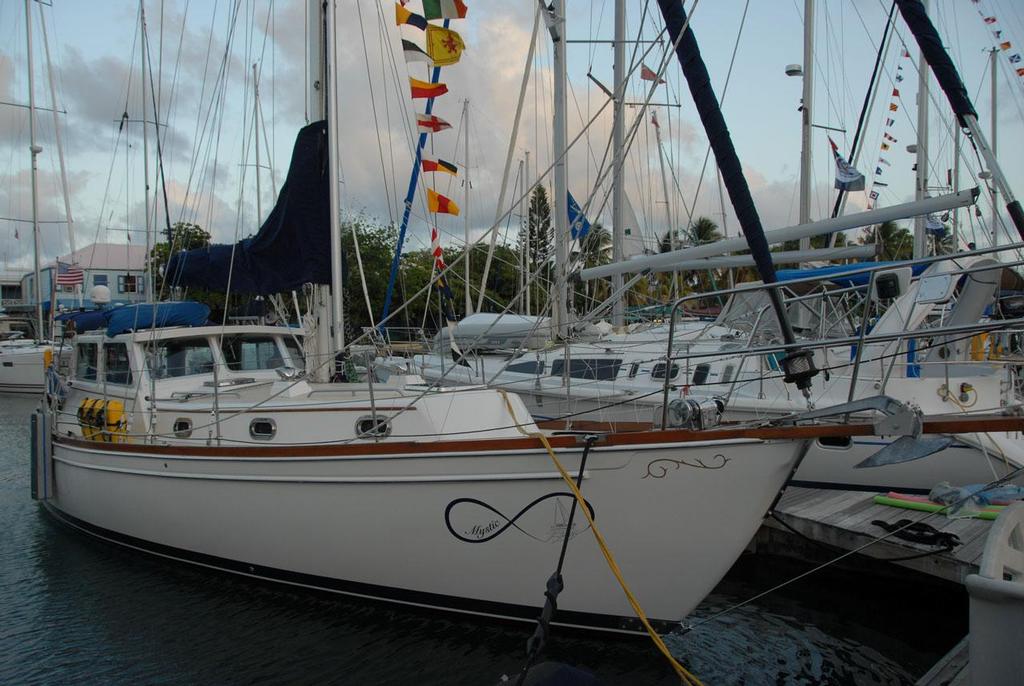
574 223 612 307
684 216 722 246
860 220 913 260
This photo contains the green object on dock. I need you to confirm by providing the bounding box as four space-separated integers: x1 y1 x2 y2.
872 495 1003 520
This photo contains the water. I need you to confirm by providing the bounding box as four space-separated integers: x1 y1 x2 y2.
0 397 964 685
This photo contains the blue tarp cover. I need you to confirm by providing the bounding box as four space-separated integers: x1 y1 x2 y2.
165 121 332 295
55 309 108 332
106 302 209 337
775 261 929 287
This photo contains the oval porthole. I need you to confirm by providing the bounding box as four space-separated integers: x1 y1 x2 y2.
249 418 277 440
817 435 852 449
173 418 193 439
355 414 391 439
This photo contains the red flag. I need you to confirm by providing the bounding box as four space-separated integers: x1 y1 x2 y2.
640 64 665 84
651 111 659 129
421 156 458 175
427 188 460 215
984 16 997 25
891 87 900 97
410 77 448 99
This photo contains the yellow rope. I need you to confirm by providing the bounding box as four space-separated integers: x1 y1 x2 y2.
499 392 705 686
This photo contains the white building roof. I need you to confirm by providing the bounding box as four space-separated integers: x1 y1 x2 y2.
47 243 147 271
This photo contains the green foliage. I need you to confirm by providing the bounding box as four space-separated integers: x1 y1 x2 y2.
859 220 912 260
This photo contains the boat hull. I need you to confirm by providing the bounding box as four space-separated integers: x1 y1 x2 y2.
47 435 799 633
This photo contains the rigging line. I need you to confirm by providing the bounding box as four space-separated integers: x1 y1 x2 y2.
372 0 405 227
354 0 396 228
832 1 896 220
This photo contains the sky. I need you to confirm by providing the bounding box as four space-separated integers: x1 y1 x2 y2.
1 0 1023 276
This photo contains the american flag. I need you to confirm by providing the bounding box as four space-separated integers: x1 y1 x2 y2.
56 261 84 286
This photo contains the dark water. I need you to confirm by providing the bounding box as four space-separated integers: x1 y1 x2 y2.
0 396 965 685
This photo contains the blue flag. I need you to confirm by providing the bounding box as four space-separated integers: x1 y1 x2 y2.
568 191 591 240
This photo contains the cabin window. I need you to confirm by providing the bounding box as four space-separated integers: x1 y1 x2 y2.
104 343 133 385
150 338 215 378
283 337 304 367
691 364 711 385
628 362 640 379
550 358 622 381
76 343 98 381
651 362 680 380
817 436 852 449
722 365 735 384
93 274 108 287
506 360 545 375
221 336 285 371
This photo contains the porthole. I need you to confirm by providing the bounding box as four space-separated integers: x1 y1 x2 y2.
249 418 277 440
691 363 711 385
817 435 852 449
355 414 392 439
173 418 193 439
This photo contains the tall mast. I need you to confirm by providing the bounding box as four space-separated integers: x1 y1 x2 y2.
253 63 262 222
517 158 525 315
989 47 997 246
463 98 472 316
38 9 74 257
913 0 930 259
798 0 814 250
325 0 344 353
952 123 960 249
653 112 674 282
140 2 154 303
551 0 569 340
524 149 531 317
24 0 43 340
610 0 625 328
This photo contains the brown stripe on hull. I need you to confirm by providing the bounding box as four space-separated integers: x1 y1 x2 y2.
53 414 1023 459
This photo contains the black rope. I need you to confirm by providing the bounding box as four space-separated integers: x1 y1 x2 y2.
514 435 598 686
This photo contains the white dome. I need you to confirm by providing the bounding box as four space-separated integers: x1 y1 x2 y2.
90 284 112 305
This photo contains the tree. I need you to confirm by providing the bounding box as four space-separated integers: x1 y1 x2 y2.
149 221 212 298
860 220 912 260
525 186 553 313
684 216 722 246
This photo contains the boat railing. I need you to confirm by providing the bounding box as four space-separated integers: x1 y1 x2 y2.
660 243 1024 426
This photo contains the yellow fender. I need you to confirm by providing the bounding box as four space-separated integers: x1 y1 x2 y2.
77 397 129 443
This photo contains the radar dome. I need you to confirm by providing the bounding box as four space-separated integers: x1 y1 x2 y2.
90 284 112 305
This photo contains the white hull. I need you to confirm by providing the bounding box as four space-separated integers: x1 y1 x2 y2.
0 343 50 395
48 434 800 631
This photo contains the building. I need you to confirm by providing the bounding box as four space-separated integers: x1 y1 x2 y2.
0 269 24 309
12 243 148 314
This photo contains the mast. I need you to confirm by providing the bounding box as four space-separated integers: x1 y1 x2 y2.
38 8 74 257
551 0 569 340
989 47 997 245
952 123 960 249
463 99 472 316
653 112 674 287
253 63 263 222
24 0 43 341
140 2 154 303
912 0 929 259
524 149 531 317
798 0 814 250
610 0 626 328
325 0 344 354
517 158 526 315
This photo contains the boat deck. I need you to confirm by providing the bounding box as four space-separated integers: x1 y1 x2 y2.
757 486 994 584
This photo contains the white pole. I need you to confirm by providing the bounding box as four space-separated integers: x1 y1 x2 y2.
610 0 626 328
477 6 540 312
524 150 531 317
798 0 814 250
325 0 344 353
952 123 960 249
463 98 472 316
140 2 154 303
653 111 674 289
990 47 998 246
551 0 569 340
517 158 525 315
913 0 930 259
25 0 43 340
253 62 262 223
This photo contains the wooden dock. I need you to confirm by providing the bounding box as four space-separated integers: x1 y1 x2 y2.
755 486 995 584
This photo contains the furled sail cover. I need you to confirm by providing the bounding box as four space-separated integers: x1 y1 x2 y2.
104 302 210 337
166 121 331 295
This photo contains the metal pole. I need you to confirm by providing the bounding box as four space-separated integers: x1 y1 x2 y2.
463 98 472 316
524 150 531 317
253 63 262 222
952 123 960 249
25 0 43 341
653 111 674 287
990 47 998 246
552 0 569 340
798 0 814 250
325 0 344 353
140 3 154 303
610 0 626 328
518 158 526 315
913 0 929 259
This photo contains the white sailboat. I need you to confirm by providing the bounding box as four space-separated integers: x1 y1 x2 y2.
28 0 932 635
